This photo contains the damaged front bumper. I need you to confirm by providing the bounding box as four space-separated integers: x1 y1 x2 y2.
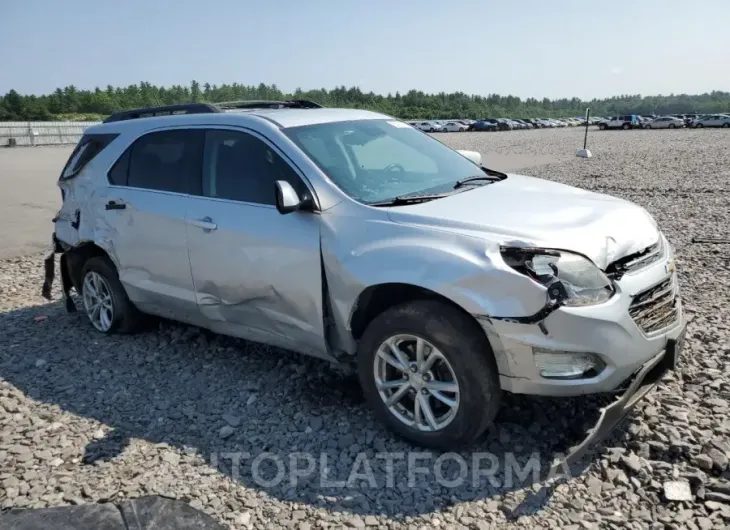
552 324 685 471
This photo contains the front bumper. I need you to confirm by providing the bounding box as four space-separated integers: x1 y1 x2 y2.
553 326 685 471
481 242 684 397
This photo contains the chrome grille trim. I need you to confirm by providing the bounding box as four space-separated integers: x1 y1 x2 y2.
629 276 680 334
606 238 665 278
622 241 663 272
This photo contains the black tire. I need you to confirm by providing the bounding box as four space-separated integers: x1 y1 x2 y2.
723 123 729 128
622 123 630 130
357 300 501 449
696 123 703 128
646 124 652 129
669 124 675 129
80 256 142 334
599 123 607 130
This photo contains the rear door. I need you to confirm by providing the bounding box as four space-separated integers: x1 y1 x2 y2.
184 127 327 358
102 129 202 321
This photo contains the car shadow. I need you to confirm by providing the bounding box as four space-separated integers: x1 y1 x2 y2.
1 299 628 519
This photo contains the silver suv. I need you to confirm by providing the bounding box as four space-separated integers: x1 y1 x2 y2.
44 100 686 453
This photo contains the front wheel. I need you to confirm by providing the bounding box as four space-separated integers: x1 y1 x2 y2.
696 123 703 128
357 300 501 449
669 124 676 129
622 123 630 130
646 124 652 129
599 124 607 130
723 123 729 128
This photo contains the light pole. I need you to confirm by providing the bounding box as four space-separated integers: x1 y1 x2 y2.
576 108 592 158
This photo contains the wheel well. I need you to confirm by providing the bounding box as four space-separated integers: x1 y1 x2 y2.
349 283 480 340
64 243 112 292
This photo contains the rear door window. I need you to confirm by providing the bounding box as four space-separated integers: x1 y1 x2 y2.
125 130 204 194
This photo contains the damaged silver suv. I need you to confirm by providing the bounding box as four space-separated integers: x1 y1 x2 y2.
45 100 686 454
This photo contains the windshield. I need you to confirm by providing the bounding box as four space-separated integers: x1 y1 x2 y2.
284 119 485 204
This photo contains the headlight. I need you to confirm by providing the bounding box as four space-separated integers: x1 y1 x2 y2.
500 247 614 307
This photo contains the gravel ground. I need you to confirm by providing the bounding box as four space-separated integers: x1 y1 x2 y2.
2 127 730 529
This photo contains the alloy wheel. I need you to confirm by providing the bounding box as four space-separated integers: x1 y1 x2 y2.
373 334 460 432
82 271 114 332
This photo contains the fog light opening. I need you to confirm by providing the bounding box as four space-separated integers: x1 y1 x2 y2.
533 349 604 380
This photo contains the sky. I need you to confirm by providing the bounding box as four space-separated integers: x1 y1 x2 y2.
2 0 728 100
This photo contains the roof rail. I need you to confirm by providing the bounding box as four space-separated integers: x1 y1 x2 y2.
214 99 323 110
103 103 221 123
102 99 324 123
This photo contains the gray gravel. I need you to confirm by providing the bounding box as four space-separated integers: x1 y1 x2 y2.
2 127 730 529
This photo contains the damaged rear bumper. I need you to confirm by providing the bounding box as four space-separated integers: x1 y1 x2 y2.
552 324 685 471
41 234 77 313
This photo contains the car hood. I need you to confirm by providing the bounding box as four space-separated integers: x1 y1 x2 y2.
386 174 660 270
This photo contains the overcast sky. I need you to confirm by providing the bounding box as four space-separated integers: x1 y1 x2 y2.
2 0 728 100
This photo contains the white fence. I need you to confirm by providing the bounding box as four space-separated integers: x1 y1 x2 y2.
0 121 102 147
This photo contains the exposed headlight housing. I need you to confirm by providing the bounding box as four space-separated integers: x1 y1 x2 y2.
500 247 615 307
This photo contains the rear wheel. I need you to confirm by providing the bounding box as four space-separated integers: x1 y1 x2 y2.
696 123 703 128
669 124 676 129
723 123 729 128
622 123 630 130
599 123 607 130
646 124 652 129
81 256 142 334
357 300 501 449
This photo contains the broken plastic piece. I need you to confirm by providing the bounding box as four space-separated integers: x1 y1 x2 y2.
691 237 730 244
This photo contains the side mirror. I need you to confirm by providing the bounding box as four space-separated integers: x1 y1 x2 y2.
275 180 302 214
456 149 482 166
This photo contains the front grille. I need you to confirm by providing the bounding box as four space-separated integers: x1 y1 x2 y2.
629 276 679 333
606 239 664 279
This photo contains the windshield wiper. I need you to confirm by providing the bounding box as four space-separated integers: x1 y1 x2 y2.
368 193 452 207
453 174 502 189
454 167 508 189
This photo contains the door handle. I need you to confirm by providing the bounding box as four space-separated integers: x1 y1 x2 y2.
189 217 217 231
105 200 126 210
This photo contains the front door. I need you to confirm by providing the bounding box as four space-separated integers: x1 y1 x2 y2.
101 129 202 322
185 128 328 358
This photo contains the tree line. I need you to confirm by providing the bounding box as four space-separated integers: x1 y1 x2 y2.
2 81 729 121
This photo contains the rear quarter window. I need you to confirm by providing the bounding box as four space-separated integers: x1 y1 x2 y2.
60 133 119 181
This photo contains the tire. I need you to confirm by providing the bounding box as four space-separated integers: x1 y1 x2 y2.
622 123 630 130
723 123 729 128
599 124 607 130
669 124 675 129
646 124 652 129
696 123 703 128
357 300 501 449
80 256 142 334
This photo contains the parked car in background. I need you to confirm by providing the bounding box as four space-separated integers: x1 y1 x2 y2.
644 116 684 129
469 120 499 131
482 119 509 131
414 121 440 133
599 115 641 130
493 118 513 130
440 121 468 132
49 100 685 451
513 119 535 129
692 114 730 128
